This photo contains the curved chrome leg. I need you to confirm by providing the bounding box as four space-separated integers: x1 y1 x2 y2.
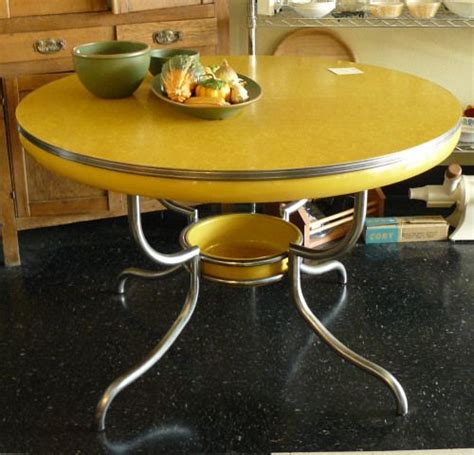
117 265 183 295
159 199 198 223
96 256 200 431
280 199 308 221
290 191 368 262
119 195 200 294
127 195 199 266
300 260 347 284
290 254 408 416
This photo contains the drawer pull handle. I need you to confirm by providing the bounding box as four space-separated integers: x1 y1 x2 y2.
33 39 66 54
152 30 182 45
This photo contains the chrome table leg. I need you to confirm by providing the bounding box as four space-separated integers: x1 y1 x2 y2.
117 265 182 295
300 260 347 284
96 255 200 431
289 191 408 416
280 199 308 222
159 199 198 223
100 195 201 431
118 195 198 294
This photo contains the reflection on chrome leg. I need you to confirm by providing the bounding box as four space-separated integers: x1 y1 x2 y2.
287 285 348 383
117 265 183 295
300 260 347 284
290 254 408 416
96 256 200 431
99 424 195 453
159 199 198 223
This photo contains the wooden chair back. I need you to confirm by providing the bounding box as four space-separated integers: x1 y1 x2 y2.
273 29 356 62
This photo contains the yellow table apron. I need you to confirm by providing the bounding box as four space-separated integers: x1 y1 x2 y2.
16 56 461 431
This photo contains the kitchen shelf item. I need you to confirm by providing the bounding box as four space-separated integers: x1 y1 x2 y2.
406 0 441 18
442 0 474 18
334 0 369 16
291 0 337 17
460 125 474 143
460 114 474 142
369 1 404 17
410 164 474 241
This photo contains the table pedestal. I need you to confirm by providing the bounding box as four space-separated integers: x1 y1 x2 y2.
95 193 408 432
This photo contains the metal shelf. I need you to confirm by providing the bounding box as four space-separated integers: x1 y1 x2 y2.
257 6 474 28
456 142 474 151
442 143 474 166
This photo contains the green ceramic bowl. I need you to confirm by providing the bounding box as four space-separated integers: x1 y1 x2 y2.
72 41 151 99
151 75 262 120
149 48 200 76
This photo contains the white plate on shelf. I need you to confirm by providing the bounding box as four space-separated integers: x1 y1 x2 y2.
443 0 474 18
290 1 337 17
460 125 474 143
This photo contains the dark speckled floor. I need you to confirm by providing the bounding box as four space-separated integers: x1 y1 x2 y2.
0 201 473 454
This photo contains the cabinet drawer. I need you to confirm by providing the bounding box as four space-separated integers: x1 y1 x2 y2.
0 26 114 64
117 18 218 50
110 0 200 14
6 0 109 17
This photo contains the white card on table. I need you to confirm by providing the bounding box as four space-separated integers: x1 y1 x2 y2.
327 67 364 75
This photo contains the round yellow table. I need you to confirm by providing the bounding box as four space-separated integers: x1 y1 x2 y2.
17 56 460 203
16 56 461 432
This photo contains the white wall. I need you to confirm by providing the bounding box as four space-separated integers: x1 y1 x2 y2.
229 0 474 106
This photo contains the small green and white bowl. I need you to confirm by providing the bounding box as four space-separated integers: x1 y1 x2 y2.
73 41 151 99
149 48 200 76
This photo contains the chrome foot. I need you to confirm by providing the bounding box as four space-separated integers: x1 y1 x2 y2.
300 260 347 284
117 265 182 294
290 254 408 416
96 256 200 431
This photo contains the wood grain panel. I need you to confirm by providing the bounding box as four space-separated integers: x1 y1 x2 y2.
3 78 29 218
16 199 164 230
0 82 20 265
0 0 9 18
16 73 107 207
117 18 217 49
0 58 73 77
29 197 109 216
0 4 215 35
25 157 106 203
0 26 114 63
17 72 69 92
8 0 109 17
111 0 200 14
215 0 229 54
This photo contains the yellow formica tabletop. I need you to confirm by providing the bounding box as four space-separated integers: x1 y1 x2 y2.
16 56 461 203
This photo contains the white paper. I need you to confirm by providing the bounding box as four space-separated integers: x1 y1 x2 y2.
328 67 364 75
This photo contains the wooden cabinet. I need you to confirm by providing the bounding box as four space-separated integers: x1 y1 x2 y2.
5 0 109 17
3 73 123 219
116 18 218 54
110 1 201 14
0 1 229 266
0 26 114 63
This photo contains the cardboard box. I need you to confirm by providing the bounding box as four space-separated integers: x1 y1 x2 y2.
364 216 449 244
